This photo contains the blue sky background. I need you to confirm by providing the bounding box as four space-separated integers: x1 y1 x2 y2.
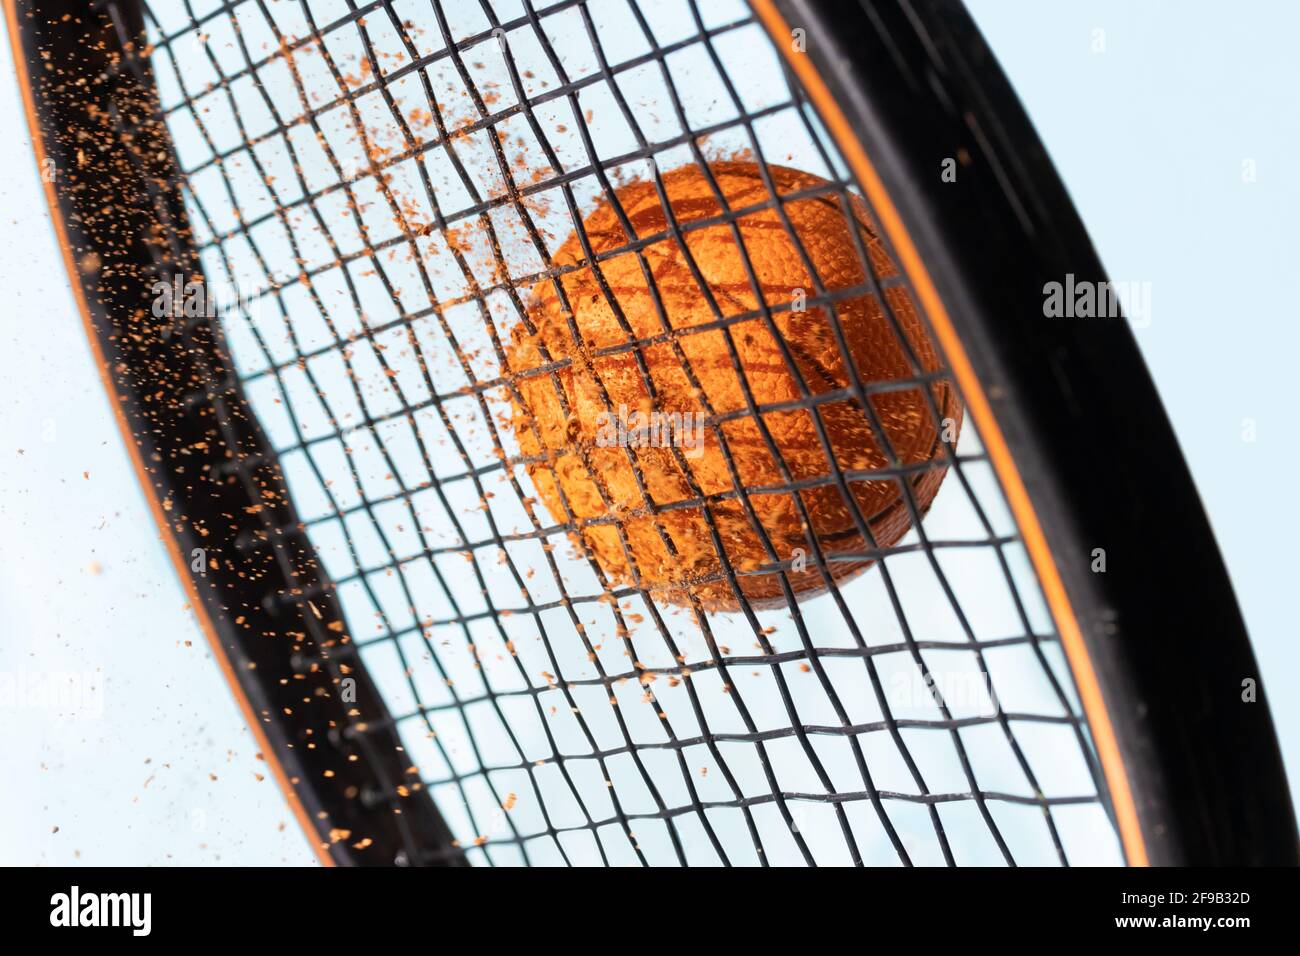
0 0 1295 864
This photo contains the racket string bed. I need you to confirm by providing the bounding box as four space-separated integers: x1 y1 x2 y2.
117 0 1119 866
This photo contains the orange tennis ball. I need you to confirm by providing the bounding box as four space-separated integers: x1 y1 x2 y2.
506 161 961 611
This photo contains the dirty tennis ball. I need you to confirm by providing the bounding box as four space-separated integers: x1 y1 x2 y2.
506 160 962 612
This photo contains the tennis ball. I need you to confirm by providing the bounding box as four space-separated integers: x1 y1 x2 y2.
506 161 961 612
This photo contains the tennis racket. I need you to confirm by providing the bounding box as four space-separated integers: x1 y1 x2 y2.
9 0 1295 866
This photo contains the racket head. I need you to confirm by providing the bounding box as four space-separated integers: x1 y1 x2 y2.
9 0 1294 865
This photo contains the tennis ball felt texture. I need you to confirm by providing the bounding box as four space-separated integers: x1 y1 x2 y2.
506 161 961 611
